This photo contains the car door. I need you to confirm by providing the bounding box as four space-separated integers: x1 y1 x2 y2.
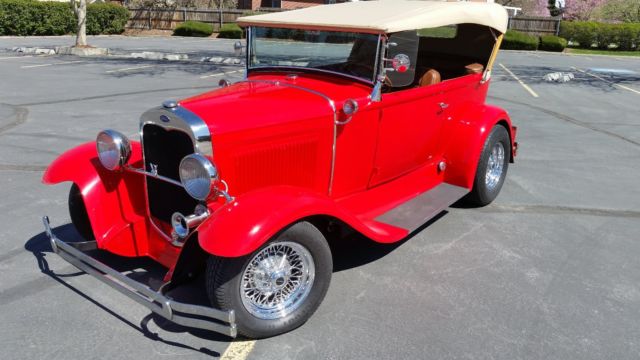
367 30 447 187
368 84 446 187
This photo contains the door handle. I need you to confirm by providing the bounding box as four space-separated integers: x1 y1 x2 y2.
439 102 449 109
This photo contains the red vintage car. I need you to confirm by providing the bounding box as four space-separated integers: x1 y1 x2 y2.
42 1 517 339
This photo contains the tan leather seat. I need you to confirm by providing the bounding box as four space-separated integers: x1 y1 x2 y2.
465 63 484 74
419 69 441 87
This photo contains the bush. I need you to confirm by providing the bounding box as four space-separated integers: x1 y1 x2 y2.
560 21 640 50
173 20 213 37
539 35 568 52
0 0 128 36
0 0 75 36
501 30 539 50
87 3 129 35
217 23 243 39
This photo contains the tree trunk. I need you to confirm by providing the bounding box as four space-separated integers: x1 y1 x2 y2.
75 0 87 47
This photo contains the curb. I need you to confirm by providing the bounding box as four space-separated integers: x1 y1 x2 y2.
7 46 244 64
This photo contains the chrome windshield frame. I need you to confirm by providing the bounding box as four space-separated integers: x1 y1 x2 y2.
246 26 382 86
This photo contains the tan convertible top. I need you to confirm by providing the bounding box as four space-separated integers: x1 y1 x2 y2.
237 0 508 35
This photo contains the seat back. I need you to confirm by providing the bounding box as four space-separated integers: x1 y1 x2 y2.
465 63 484 74
418 69 441 87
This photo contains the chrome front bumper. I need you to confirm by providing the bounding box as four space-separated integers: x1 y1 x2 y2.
42 216 237 338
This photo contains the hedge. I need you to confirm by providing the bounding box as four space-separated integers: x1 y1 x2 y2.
501 30 539 51
0 0 128 36
0 0 74 36
217 23 243 39
539 35 568 52
560 21 640 50
86 3 129 35
173 20 213 37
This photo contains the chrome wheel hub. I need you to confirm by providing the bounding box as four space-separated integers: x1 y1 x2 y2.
241 242 315 320
485 142 505 191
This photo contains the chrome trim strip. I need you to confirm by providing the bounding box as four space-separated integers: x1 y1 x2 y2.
240 79 339 196
124 165 183 188
140 105 213 157
42 216 237 338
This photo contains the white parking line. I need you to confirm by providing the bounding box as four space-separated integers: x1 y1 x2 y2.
21 60 85 69
0 55 33 60
220 339 256 360
498 63 539 98
105 65 155 73
200 69 242 79
572 67 640 96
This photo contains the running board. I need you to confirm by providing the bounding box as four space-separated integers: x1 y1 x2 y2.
375 183 468 233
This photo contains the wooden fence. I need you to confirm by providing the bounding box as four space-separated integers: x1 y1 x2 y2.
507 16 561 36
128 8 563 36
127 8 246 31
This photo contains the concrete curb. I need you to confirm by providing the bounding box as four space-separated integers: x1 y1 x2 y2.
7 46 244 64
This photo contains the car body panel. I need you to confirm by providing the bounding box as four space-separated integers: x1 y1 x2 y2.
42 142 181 267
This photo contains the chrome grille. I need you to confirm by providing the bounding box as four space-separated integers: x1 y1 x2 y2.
142 124 198 222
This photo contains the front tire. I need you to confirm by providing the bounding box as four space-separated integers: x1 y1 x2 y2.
206 221 332 338
466 125 511 206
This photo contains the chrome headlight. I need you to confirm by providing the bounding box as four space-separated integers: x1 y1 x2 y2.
179 153 219 201
96 129 131 171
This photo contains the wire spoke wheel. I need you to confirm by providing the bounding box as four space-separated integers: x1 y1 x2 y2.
240 242 315 320
484 142 505 191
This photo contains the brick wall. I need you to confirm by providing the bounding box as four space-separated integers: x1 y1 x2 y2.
281 0 324 10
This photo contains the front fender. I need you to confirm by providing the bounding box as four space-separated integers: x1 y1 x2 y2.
443 104 515 189
197 186 407 258
43 142 149 257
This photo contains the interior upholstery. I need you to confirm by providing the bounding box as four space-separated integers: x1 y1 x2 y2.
465 63 484 74
419 69 441 87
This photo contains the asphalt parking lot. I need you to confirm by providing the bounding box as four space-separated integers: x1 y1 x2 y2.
1 35 640 360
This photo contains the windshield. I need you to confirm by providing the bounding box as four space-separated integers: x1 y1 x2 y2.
249 27 380 83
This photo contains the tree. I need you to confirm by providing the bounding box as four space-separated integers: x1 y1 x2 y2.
495 0 549 16
598 0 640 23
71 0 87 47
548 0 562 17
563 0 607 20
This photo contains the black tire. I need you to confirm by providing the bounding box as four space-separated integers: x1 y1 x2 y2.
206 221 332 339
68 183 95 241
466 125 511 207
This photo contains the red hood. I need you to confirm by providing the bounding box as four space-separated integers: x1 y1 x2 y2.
179 73 372 135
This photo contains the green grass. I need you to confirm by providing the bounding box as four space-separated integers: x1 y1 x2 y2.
566 48 640 57
417 26 456 38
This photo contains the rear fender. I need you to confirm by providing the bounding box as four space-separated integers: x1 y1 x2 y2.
197 186 407 258
443 105 515 189
43 141 149 257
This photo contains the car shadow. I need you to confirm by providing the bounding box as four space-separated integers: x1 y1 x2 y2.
24 224 228 356
330 211 447 273
24 211 449 346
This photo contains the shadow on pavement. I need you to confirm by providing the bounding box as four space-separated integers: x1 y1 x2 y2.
330 211 447 273
24 224 227 357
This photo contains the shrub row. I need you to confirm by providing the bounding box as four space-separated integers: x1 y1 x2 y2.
173 20 213 37
217 23 243 39
0 0 129 36
501 30 540 51
560 21 640 50
539 35 568 52
501 31 568 52
172 21 242 38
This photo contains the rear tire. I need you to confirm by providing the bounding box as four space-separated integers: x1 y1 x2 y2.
466 125 511 206
205 221 332 338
